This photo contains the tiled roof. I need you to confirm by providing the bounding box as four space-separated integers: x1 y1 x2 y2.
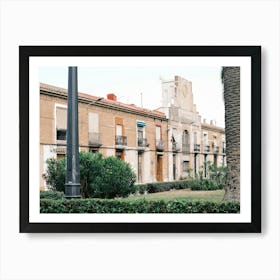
40 83 166 118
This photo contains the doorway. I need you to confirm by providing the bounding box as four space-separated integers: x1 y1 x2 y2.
156 155 163 182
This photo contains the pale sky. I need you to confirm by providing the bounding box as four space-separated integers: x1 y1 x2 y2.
40 66 225 127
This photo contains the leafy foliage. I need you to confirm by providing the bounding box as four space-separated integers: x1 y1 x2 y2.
40 198 240 214
190 162 227 191
40 190 64 200
134 180 191 194
44 152 136 199
91 156 136 199
44 157 66 192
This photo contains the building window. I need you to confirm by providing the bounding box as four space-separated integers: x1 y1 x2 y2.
182 130 189 144
156 125 161 140
116 149 124 160
182 130 190 154
56 106 67 143
137 121 146 147
203 132 208 146
57 129 66 141
155 125 164 151
194 131 197 145
88 112 101 147
182 161 189 172
213 136 217 146
193 131 200 153
115 117 127 146
116 124 122 136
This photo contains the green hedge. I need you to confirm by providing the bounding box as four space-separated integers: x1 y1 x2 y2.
134 180 191 194
40 198 240 213
40 190 64 200
189 179 224 191
134 179 224 194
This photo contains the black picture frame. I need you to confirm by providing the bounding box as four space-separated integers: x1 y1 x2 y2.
20 46 261 233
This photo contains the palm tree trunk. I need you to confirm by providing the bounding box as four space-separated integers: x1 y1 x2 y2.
222 67 240 201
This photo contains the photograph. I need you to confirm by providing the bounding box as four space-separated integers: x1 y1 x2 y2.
20 46 261 232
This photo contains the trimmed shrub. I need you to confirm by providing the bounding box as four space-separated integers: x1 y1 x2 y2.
134 180 191 194
91 156 136 199
40 190 64 200
40 198 240 214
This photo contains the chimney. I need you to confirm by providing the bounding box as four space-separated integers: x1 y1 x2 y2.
107 93 117 101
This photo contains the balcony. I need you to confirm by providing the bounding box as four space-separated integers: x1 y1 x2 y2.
88 132 102 147
115 135 127 147
204 145 210 153
172 142 181 152
138 138 148 148
156 139 165 152
182 144 190 154
194 144 200 153
213 145 219 154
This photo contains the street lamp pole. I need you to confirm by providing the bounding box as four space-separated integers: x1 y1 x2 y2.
65 66 81 198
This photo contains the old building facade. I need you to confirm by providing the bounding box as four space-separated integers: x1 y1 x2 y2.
40 83 169 189
40 76 225 190
158 76 226 180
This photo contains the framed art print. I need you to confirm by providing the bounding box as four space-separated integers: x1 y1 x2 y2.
19 46 261 233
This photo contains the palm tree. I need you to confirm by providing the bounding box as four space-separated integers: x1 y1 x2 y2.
221 67 240 201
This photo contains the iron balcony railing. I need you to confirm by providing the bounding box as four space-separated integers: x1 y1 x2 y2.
204 145 210 153
214 145 219 154
194 144 200 153
115 135 127 146
138 138 148 147
182 144 190 154
156 139 165 152
172 142 181 151
88 132 102 147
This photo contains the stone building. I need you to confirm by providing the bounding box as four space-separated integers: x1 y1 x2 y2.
40 75 226 190
40 83 168 190
158 76 226 180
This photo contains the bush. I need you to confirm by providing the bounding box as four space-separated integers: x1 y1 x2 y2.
134 180 191 194
44 152 136 199
188 162 227 191
40 198 240 214
91 156 136 199
189 179 224 191
40 190 64 200
44 157 66 192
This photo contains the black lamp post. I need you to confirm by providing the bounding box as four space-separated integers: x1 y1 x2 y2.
65 66 81 198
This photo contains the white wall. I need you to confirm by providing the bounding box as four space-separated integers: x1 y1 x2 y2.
0 1 279 280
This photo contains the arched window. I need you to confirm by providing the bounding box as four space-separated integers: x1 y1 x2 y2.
182 130 190 154
182 130 189 145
